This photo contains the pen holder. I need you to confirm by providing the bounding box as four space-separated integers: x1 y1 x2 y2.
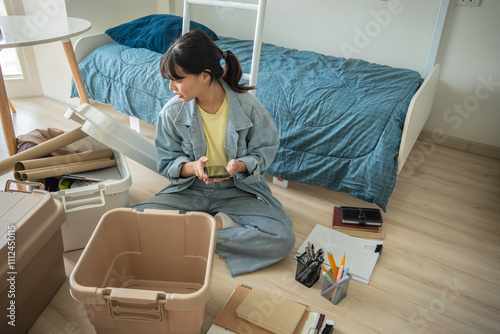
321 271 352 305
295 251 323 287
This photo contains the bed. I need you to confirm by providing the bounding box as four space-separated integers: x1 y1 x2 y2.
70 3 441 211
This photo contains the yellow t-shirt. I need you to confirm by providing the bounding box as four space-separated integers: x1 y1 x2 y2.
198 96 229 167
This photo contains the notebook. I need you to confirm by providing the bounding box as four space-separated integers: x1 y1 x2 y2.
212 284 310 334
332 207 385 240
236 287 307 334
340 206 383 226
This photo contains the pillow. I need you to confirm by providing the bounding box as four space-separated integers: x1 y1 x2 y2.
105 14 218 54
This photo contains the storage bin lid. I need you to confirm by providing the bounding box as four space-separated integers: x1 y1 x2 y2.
0 188 65 283
65 104 158 172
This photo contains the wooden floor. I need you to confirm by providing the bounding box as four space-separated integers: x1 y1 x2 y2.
2 97 499 334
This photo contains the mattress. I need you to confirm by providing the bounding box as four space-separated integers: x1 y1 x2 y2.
71 36 423 210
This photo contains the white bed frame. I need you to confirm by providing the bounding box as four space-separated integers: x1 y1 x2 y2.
73 0 444 175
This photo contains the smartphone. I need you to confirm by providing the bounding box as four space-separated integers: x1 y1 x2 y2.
204 165 230 179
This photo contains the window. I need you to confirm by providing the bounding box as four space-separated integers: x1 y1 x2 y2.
0 1 23 78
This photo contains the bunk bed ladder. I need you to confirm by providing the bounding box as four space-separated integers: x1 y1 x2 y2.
181 0 267 93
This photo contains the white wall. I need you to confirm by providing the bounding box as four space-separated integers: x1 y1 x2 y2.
427 0 500 149
175 0 439 75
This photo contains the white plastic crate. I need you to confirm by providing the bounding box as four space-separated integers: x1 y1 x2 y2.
51 144 131 251
55 103 157 251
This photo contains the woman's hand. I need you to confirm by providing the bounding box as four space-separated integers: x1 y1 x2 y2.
204 159 247 184
183 158 248 184
226 159 247 175
181 156 210 180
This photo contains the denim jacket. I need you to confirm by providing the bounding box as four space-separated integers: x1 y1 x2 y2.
155 80 289 220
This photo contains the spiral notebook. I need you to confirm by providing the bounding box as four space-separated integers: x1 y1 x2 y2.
212 284 310 334
236 287 307 334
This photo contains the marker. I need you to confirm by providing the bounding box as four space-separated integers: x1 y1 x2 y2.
332 264 344 301
337 265 344 282
335 275 349 285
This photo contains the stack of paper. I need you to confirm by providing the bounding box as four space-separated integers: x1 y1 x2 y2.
297 224 383 284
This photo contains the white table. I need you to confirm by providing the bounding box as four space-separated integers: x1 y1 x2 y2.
0 16 91 156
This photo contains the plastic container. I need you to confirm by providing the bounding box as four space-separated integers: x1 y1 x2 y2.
0 181 66 334
54 103 158 251
69 208 217 334
49 137 132 251
64 103 158 172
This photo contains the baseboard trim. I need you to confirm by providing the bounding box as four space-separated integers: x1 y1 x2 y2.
419 130 500 160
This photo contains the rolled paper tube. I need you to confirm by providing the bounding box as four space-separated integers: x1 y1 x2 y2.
14 149 114 171
15 158 116 181
0 127 88 176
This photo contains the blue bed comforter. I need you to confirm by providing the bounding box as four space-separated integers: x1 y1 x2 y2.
72 36 422 210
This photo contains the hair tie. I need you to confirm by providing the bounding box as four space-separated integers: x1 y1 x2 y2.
220 50 228 67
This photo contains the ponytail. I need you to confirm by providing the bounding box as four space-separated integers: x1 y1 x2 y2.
221 50 255 93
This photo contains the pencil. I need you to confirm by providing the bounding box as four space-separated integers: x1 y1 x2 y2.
327 252 339 281
341 252 346 266
322 264 334 281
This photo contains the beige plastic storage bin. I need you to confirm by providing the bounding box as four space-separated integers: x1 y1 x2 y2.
69 208 217 334
0 181 66 334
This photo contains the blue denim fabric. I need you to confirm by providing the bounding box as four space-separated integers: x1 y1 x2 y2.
132 178 295 276
154 80 280 194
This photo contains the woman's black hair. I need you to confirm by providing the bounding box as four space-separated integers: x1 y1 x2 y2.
160 29 254 93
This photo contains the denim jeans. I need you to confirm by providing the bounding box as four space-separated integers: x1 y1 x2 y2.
132 178 295 276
